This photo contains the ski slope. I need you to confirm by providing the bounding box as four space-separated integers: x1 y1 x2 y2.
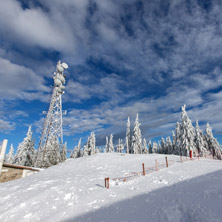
0 153 222 222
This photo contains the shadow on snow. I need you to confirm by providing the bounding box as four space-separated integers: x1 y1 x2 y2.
63 170 222 222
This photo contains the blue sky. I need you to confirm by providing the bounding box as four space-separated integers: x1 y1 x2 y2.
0 0 222 152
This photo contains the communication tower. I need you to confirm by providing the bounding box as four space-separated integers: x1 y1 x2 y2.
35 61 68 168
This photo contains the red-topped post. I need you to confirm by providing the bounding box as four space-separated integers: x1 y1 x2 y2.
142 163 145 176
190 150 192 159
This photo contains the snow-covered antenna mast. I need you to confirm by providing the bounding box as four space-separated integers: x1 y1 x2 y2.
35 61 68 168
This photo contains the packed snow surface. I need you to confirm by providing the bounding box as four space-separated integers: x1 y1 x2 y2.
0 153 222 222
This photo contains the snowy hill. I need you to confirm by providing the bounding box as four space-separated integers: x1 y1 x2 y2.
0 153 222 222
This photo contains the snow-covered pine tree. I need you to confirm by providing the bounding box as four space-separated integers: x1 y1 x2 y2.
91 132 96 155
173 122 181 155
166 136 173 154
87 132 96 155
60 142 67 162
126 117 131 154
14 126 35 166
70 138 82 158
5 144 15 164
175 105 197 156
142 138 148 154
158 142 161 153
215 148 222 160
172 131 176 154
152 142 158 153
195 120 209 157
160 138 166 154
205 123 221 159
148 140 152 153
83 145 88 156
45 135 61 167
109 134 114 152
105 136 109 153
84 132 96 156
131 113 142 154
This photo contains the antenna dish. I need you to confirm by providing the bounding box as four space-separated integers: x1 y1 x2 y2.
62 63 68 69
57 64 64 73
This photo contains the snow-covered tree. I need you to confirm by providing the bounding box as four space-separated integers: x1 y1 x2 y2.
214 148 222 160
205 123 220 159
60 142 67 162
166 136 173 154
45 136 61 167
90 132 96 155
160 138 166 154
14 126 35 166
131 113 142 154
172 131 176 153
83 145 88 156
126 117 131 154
70 138 82 158
108 134 114 152
152 142 158 153
148 140 152 153
142 138 149 154
116 139 124 153
5 144 15 164
174 123 180 155
105 136 109 153
175 105 197 156
84 132 96 156
195 120 208 157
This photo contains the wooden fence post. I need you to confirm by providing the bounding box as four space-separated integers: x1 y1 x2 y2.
107 177 109 189
165 156 168 168
155 159 158 171
190 150 192 159
142 163 145 176
0 139 8 176
105 178 107 188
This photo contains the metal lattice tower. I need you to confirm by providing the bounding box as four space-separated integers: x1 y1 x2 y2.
35 61 68 168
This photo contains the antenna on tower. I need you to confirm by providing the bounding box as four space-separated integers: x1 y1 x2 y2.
35 61 68 168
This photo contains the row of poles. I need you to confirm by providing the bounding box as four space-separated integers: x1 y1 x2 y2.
104 152 198 189
105 156 169 189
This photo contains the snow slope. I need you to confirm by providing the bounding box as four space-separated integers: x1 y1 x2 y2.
0 153 222 222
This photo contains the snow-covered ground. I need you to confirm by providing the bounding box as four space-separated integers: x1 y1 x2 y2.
0 153 222 222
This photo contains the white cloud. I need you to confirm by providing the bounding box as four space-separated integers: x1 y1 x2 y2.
0 119 15 132
0 57 49 101
0 0 75 53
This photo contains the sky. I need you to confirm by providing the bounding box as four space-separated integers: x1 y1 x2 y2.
0 0 222 153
